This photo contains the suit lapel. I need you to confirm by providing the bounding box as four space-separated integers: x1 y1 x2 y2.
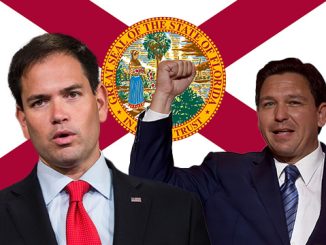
6 167 57 245
107 160 151 245
306 143 326 244
251 148 289 245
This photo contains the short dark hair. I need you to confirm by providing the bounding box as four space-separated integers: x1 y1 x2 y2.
8 33 99 109
255 57 326 107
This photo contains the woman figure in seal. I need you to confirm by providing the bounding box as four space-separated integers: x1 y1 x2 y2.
128 50 145 109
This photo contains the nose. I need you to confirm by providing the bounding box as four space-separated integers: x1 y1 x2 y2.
51 99 69 124
274 104 289 122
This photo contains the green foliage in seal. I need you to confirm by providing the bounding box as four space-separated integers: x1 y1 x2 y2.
172 88 204 125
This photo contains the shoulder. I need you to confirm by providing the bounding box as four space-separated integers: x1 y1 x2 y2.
0 168 38 203
0 180 22 201
321 142 326 153
125 168 198 198
135 176 203 216
113 165 200 205
141 176 198 200
197 150 268 182
203 150 265 168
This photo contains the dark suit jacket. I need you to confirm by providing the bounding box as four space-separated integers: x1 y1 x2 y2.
129 113 326 245
0 159 210 245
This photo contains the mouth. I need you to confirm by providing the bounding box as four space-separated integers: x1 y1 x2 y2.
52 130 76 145
272 128 294 136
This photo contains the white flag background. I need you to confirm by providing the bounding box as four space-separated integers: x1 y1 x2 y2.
0 0 325 189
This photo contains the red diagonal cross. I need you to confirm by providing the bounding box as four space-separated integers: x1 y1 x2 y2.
0 0 324 189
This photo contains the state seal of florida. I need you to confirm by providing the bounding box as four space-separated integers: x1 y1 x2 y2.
102 17 226 140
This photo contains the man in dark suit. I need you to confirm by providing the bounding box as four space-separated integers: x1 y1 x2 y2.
130 58 326 245
0 33 210 245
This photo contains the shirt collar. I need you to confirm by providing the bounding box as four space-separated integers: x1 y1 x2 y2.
275 143 324 185
37 152 113 205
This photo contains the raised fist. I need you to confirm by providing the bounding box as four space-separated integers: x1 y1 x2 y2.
151 60 196 113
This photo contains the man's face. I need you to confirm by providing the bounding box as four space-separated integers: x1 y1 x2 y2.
257 72 326 163
16 53 107 173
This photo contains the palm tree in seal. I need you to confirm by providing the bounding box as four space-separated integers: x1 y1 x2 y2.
143 32 171 70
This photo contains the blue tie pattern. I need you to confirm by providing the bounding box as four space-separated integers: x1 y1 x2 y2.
280 165 300 240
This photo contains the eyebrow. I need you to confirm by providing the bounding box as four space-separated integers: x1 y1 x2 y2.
26 94 49 104
259 95 308 102
26 84 83 104
60 84 83 94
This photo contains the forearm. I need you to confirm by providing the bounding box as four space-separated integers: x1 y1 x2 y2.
149 91 174 114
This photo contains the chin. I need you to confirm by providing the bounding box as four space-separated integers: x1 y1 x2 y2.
57 156 81 166
270 146 295 159
45 154 81 168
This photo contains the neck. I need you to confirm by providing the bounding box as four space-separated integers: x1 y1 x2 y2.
40 152 101 180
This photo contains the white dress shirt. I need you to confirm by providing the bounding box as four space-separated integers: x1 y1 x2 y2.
37 152 114 245
275 144 324 245
145 109 325 245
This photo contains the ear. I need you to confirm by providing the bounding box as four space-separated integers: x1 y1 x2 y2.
317 102 326 128
96 83 108 123
16 106 31 139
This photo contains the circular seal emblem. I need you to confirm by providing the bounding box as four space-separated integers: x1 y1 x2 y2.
102 17 226 140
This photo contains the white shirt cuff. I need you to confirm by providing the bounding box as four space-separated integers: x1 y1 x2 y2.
142 108 170 122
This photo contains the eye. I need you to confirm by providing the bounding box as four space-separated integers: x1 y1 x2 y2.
67 91 81 99
288 100 302 106
261 101 275 108
31 99 46 108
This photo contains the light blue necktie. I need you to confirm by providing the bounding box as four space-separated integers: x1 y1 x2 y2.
280 165 300 240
